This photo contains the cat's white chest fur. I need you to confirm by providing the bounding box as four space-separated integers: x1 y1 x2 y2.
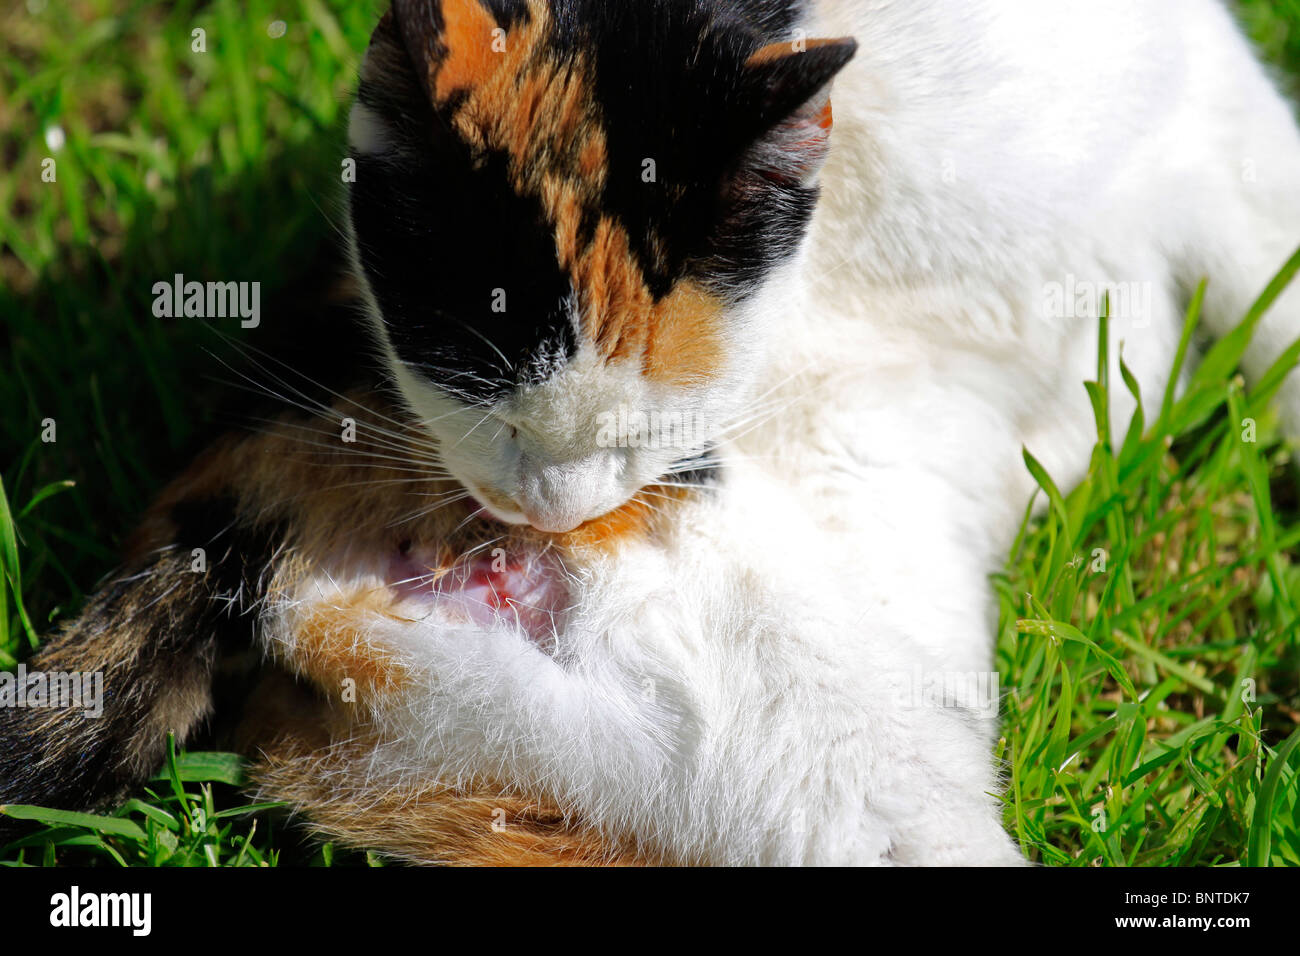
324 0 1300 864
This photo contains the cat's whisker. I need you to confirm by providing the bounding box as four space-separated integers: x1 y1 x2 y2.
711 390 821 444
457 536 508 562
450 409 498 449
243 426 452 476
452 319 516 378
399 361 508 407
312 476 460 493
382 572 444 592
387 492 476 528
204 347 349 419
445 501 499 538
305 190 356 251
211 366 448 461
246 414 446 462
203 337 457 460
256 417 451 470
649 483 716 495
705 394 803 438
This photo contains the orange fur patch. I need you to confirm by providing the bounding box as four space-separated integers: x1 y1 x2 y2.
560 219 725 382
431 0 503 101
288 597 413 706
438 0 593 181
564 484 691 553
250 733 654 866
642 281 726 385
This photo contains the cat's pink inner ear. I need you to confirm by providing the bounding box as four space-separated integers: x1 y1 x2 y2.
818 100 834 133
740 37 857 182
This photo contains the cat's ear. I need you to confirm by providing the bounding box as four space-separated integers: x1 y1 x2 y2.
349 0 497 155
389 0 443 100
739 37 858 184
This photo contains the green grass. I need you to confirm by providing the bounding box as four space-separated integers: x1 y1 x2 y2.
2 0 1300 866
997 262 1300 866
0 733 382 866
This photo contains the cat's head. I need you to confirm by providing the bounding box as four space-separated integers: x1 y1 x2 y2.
346 0 855 532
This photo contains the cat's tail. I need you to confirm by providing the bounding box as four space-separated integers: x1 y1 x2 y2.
0 451 273 822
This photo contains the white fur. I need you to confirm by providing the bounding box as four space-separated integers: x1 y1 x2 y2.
347 104 393 156
323 0 1300 864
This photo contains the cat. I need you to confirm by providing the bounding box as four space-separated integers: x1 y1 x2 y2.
2 0 1299 865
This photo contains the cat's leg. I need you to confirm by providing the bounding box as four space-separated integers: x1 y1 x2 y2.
718 371 1032 862
252 741 648 865
280 493 1024 866
237 672 645 865
1190 187 1300 437
324 611 1020 865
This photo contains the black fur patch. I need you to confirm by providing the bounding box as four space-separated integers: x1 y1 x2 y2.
351 146 578 405
479 0 531 30
351 16 577 405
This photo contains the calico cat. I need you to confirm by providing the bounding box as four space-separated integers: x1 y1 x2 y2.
3 0 1300 865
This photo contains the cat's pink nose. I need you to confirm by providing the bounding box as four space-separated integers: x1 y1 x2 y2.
516 451 618 533
520 504 587 534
